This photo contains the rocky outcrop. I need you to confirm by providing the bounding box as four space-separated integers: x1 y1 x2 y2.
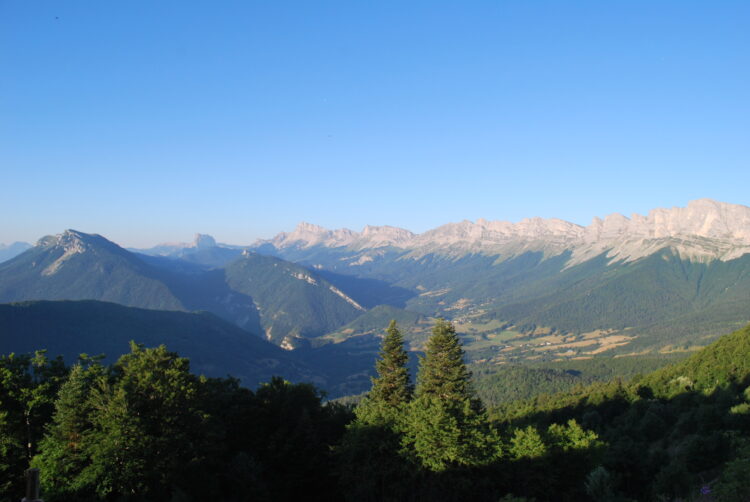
257 199 750 265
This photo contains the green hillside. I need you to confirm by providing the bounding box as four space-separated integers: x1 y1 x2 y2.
0 300 318 388
494 251 750 339
225 252 365 345
642 322 750 395
320 304 428 343
473 356 680 408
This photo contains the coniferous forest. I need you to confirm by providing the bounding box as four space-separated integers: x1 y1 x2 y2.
1 320 750 501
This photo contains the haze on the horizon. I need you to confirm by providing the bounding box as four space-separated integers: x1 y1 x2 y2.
2 1 748 248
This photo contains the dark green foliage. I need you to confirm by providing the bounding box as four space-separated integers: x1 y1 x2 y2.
337 423 411 501
33 357 105 500
367 320 412 409
338 319 507 500
22 345 352 502
415 319 474 403
491 323 750 501
475 366 583 408
473 356 679 408
714 438 750 502
250 377 352 500
34 344 209 499
398 320 499 472
3 316 750 500
337 321 415 499
0 300 315 388
641 322 750 395
403 394 499 471
0 351 67 501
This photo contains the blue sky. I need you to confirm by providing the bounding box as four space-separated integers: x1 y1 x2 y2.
2 1 748 247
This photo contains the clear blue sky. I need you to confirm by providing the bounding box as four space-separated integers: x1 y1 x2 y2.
2 1 748 247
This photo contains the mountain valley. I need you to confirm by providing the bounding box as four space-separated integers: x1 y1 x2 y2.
2 199 750 398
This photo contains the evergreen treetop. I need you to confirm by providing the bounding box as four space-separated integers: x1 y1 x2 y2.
355 320 412 425
369 320 412 407
415 318 474 403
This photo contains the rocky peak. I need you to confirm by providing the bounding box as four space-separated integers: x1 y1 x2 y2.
357 225 415 247
581 200 750 243
267 222 357 249
569 200 750 265
258 199 750 264
412 217 583 250
193 234 217 249
37 229 91 252
34 230 107 276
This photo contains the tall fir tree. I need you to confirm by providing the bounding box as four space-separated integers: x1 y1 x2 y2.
338 321 416 500
369 320 413 407
404 318 498 471
354 320 412 425
415 318 474 403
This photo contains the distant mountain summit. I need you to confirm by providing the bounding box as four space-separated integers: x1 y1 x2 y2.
0 229 185 310
193 233 217 249
264 222 416 250
133 233 243 268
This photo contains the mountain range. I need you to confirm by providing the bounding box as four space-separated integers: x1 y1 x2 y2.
131 233 244 268
256 198 750 264
1 199 750 397
252 199 750 357
0 230 367 347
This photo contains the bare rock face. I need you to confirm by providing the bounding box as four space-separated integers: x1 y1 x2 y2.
268 222 357 249
571 199 750 265
258 199 750 265
409 217 585 257
356 225 415 248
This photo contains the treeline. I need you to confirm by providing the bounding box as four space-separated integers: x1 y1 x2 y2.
0 344 351 501
1 321 750 500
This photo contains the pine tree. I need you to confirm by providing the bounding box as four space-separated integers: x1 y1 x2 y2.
415 318 474 402
369 320 413 407
338 321 416 500
403 318 498 471
355 320 412 425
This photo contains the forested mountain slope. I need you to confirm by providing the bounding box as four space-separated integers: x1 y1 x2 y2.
0 300 319 387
